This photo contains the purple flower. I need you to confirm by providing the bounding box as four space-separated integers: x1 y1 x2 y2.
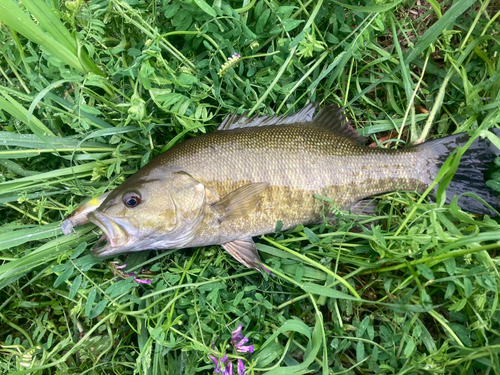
210 325 253 374
114 263 127 269
231 325 254 353
125 272 152 284
231 325 244 344
237 359 246 375
232 52 241 59
234 339 254 353
209 354 232 374
209 354 222 373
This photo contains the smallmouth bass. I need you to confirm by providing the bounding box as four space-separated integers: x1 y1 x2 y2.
62 104 500 269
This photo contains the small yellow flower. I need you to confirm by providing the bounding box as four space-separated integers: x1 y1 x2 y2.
128 94 146 121
297 30 327 59
218 53 242 77
65 0 81 11
464 253 472 265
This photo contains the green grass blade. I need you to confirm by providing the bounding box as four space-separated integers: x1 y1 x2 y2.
0 222 61 252
348 0 478 106
0 88 55 136
0 0 85 72
0 227 95 290
20 0 78 54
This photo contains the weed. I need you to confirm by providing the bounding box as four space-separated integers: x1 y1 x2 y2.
1 0 500 374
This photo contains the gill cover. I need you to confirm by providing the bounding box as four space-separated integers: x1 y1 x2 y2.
165 171 207 246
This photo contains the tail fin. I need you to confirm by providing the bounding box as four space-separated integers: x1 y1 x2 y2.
421 128 500 216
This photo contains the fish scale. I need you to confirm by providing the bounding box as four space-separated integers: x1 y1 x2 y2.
62 105 500 270
170 125 433 247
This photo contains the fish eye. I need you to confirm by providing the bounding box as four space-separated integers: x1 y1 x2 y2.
123 192 142 208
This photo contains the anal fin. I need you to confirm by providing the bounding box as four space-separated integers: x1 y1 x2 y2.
350 199 378 216
221 238 263 270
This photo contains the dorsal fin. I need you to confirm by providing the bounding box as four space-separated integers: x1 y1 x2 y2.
312 106 363 143
217 103 364 144
217 103 319 130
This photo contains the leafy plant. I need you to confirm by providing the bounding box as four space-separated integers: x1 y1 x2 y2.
1 0 500 374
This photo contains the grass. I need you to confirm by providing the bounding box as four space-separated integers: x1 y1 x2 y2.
1 0 500 373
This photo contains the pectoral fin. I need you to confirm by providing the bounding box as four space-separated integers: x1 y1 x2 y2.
221 238 263 270
212 182 269 221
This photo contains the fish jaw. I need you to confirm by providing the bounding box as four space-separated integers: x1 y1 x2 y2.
61 192 111 235
87 211 139 257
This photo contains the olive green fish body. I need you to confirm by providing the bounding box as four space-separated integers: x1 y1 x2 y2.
156 124 435 248
62 104 499 270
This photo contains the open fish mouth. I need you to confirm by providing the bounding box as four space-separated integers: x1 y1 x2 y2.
87 211 135 257
61 192 111 236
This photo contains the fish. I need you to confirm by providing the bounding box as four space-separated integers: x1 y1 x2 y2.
62 104 500 270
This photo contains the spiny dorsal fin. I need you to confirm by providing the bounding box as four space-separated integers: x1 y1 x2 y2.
217 103 319 130
217 103 364 144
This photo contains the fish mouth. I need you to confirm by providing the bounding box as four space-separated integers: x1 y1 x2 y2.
61 192 111 236
87 211 136 257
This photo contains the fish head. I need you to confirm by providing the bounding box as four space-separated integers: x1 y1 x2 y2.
88 171 207 257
